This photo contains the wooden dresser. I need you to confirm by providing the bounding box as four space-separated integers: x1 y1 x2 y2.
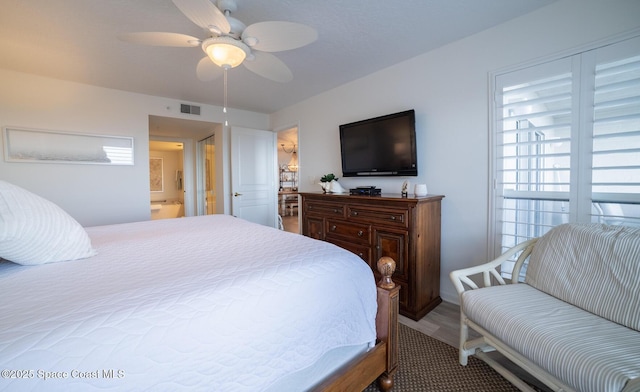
300 192 444 320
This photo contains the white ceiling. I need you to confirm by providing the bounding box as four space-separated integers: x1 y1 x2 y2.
0 0 555 115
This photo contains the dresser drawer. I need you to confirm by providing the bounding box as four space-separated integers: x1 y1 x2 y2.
327 238 371 264
325 219 371 245
304 201 345 217
347 206 408 228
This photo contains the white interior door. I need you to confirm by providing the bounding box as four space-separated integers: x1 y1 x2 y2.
230 127 277 227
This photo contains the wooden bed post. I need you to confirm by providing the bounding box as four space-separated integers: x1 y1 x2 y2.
312 257 400 392
376 256 400 391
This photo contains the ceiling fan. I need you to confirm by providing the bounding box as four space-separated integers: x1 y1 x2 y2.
119 0 317 83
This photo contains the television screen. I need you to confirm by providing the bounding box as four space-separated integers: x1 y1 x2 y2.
339 109 417 177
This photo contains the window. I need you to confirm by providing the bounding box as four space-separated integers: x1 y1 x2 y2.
491 35 640 279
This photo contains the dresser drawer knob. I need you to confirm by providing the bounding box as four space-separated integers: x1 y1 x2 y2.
333 209 339 213
357 230 364 237
352 211 359 216
390 216 396 220
331 225 337 231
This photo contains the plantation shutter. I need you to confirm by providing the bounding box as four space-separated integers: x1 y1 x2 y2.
591 38 640 226
492 35 640 280
494 58 574 278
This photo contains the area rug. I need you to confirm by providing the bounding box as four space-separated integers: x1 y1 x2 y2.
364 323 526 392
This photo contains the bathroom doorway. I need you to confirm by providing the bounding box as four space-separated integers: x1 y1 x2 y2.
149 115 219 219
149 140 185 220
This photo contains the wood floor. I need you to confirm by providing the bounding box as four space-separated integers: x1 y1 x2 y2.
399 301 461 347
281 214 299 234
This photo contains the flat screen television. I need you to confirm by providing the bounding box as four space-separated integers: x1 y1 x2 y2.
339 109 417 177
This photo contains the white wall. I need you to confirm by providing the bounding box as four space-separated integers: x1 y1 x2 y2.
0 70 269 226
270 0 640 303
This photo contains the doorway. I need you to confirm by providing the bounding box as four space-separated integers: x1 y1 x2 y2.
277 126 299 233
149 115 219 218
149 140 185 220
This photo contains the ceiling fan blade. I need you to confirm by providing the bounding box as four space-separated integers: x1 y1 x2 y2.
118 32 201 47
243 51 293 83
242 21 317 52
196 57 223 81
172 0 230 34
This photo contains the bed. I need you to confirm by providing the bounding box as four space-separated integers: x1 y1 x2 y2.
0 180 399 391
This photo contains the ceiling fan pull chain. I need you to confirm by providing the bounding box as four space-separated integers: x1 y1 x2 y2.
223 67 229 127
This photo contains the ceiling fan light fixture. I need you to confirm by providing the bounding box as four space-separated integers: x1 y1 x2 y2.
202 36 249 68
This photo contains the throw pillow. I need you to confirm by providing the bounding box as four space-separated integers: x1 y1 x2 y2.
0 180 97 265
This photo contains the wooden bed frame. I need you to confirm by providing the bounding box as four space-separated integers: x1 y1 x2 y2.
313 256 400 392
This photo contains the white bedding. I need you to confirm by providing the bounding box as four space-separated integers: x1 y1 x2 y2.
0 215 377 391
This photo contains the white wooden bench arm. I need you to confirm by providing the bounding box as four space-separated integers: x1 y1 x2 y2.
449 238 538 295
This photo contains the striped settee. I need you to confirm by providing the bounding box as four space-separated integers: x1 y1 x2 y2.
450 223 640 392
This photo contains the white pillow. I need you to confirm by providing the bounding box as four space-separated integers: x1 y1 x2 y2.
0 180 97 265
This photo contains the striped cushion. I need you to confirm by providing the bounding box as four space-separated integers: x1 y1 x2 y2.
526 223 640 331
462 284 640 392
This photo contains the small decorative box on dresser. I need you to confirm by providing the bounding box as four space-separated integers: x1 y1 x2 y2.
300 192 444 321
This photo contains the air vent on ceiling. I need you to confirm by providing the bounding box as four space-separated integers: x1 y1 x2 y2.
180 104 201 115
